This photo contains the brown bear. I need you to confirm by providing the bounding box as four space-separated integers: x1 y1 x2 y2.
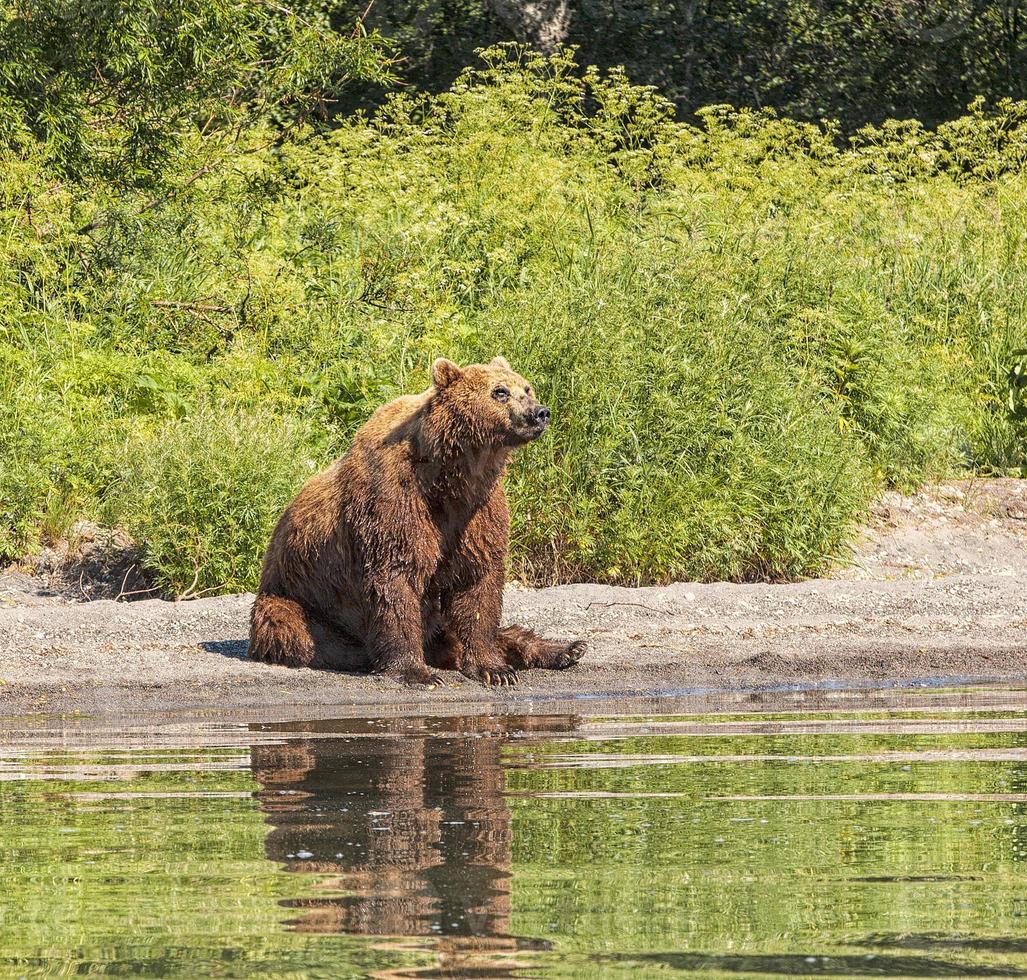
249 356 585 687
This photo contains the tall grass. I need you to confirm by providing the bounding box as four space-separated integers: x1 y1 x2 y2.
2 47 1027 593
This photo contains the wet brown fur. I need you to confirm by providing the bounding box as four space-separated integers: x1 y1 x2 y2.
249 357 586 686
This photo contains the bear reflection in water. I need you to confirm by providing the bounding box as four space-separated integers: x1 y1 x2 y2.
250 715 575 967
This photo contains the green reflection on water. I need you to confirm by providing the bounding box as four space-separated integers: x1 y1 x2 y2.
0 751 425 978
0 695 1024 977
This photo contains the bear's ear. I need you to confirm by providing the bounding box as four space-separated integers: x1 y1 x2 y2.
431 358 463 389
490 356 511 370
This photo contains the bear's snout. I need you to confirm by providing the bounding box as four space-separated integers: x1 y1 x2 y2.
525 403 551 436
511 400 551 443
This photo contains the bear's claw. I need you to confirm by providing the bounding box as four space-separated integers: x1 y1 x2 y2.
481 666 518 687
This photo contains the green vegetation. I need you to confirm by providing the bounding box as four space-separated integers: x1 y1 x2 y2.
115 409 316 597
0 0 394 185
3 39 1027 593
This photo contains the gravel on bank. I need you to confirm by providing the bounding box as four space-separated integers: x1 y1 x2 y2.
2 480 1026 718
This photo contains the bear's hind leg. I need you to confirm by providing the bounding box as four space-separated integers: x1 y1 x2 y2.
249 594 366 670
498 625 586 671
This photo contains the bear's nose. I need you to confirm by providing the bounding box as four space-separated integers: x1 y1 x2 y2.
534 405 551 425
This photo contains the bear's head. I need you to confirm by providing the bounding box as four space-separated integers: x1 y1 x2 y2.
430 356 551 449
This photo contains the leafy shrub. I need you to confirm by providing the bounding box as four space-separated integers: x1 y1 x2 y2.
110 409 314 596
3 47 1027 589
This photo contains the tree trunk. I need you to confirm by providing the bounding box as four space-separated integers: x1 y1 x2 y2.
486 0 572 54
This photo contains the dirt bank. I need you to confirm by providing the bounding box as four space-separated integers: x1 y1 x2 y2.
2 479 1026 718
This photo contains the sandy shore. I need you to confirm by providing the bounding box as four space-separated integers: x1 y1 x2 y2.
2 479 1026 718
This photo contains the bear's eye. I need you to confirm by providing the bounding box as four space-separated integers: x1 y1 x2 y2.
492 386 510 403
524 385 533 397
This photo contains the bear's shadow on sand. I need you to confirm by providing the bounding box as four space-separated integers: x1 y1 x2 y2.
200 639 251 661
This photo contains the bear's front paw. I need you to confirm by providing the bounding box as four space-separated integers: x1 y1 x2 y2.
469 665 518 688
373 659 446 688
401 668 446 688
553 640 586 669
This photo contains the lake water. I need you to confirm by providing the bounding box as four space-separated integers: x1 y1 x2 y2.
1 684 1025 977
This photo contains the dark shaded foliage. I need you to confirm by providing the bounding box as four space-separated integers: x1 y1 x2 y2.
335 0 1027 130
